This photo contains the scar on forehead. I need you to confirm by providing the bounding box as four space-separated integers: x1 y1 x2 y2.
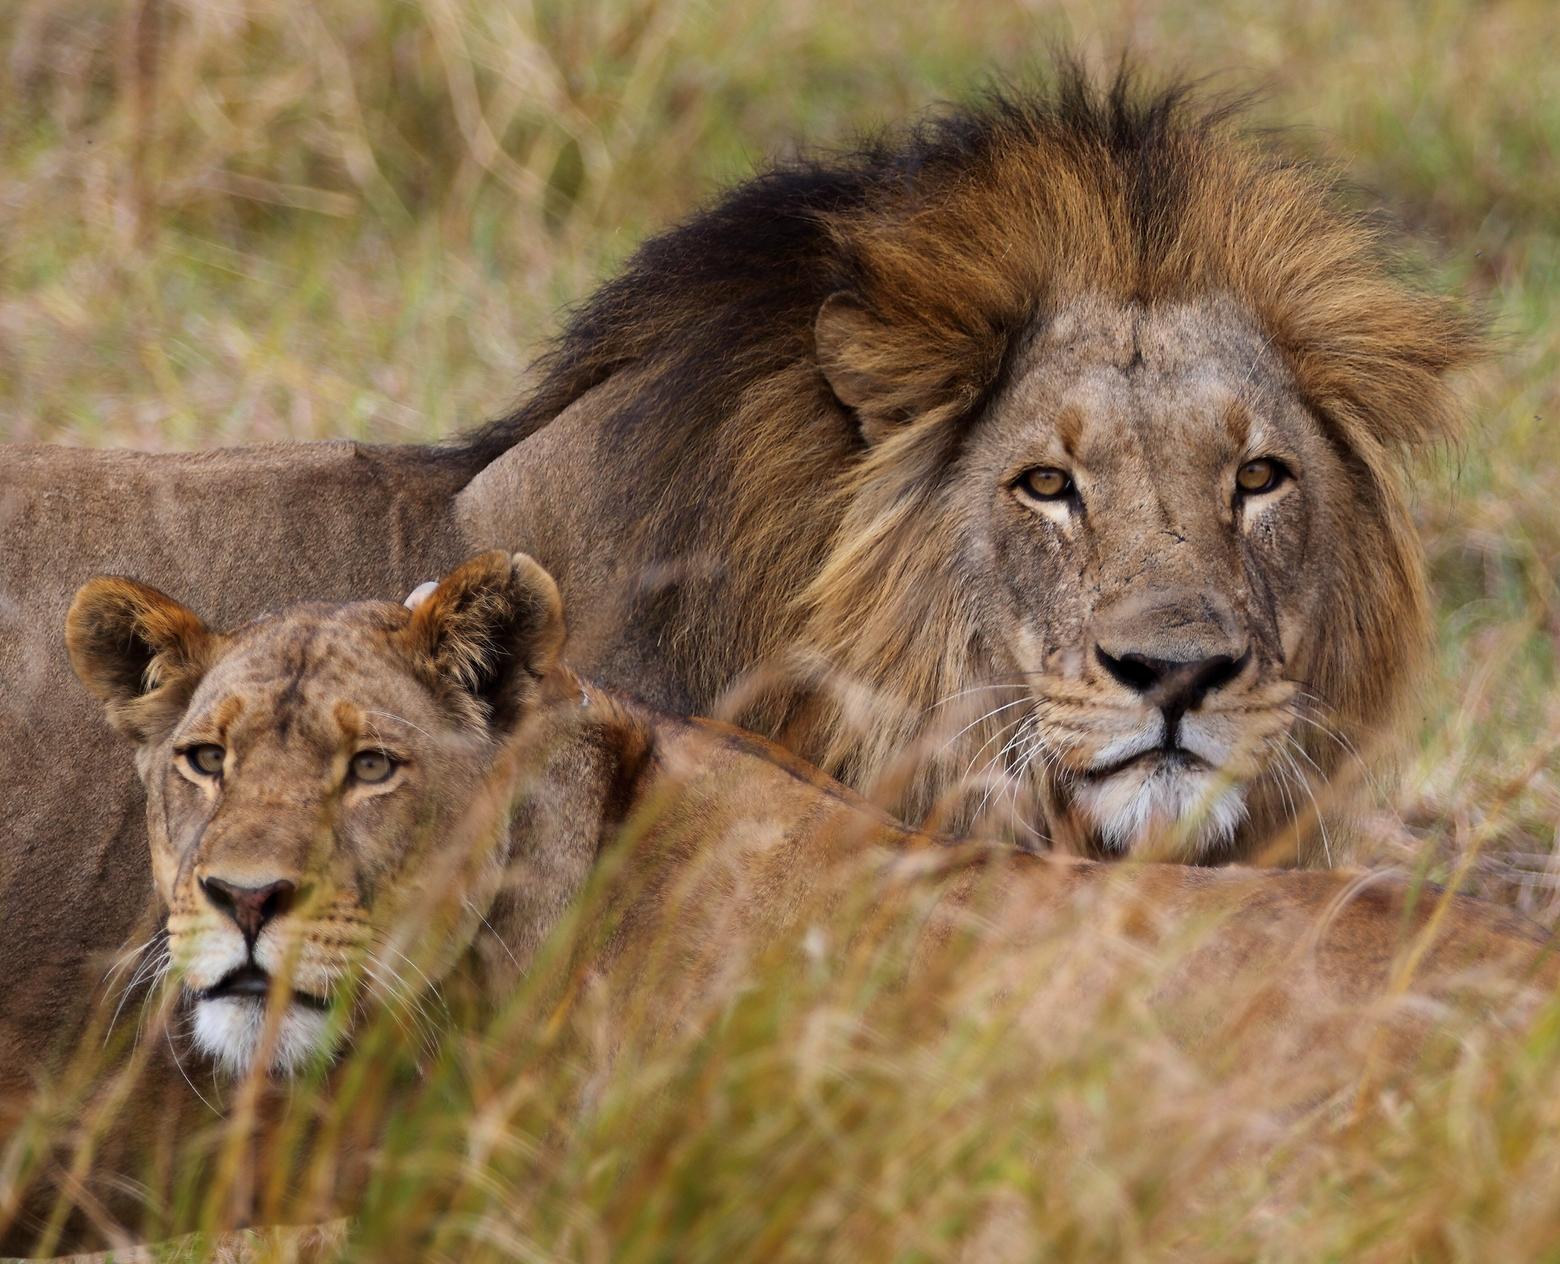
211 694 245 733
333 699 365 749
1222 400 1251 450
1055 405 1084 458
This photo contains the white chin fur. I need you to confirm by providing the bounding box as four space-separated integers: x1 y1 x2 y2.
1074 764 1247 858
192 997 337 1077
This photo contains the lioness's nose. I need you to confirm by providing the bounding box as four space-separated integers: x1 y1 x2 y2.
200 876 298 944
1095 647 1248 720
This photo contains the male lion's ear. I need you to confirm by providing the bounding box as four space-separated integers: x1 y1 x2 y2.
66 577 216 743
405 550 565 732
815 293 907 445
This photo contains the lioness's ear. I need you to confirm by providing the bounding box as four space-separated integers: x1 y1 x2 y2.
406 550 565 731
66 578 216 743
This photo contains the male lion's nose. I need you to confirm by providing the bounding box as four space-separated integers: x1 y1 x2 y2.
200 876 298 944
1095 647 1248 724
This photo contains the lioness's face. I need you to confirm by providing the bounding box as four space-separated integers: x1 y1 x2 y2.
68 552 562 1077
955 297 1342 857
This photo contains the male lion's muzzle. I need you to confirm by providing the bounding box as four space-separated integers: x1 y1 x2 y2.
1065 586 1289 855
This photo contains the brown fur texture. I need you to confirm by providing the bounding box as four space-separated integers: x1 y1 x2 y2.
456 64 1484 864
17 552 1552 1256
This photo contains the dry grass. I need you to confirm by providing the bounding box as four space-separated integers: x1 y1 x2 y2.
2 0 1559 1259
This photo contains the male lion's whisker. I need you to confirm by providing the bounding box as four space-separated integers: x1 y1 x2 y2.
936 697 1034 762
997 717 1059 843
1285 700 1386 802
922 679 1036 715
970 710 1048 827
1266 745 1303 856
1276 739 1333 867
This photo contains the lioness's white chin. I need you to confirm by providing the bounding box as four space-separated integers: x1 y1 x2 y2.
191 996 339 1078
1074 762 1247 859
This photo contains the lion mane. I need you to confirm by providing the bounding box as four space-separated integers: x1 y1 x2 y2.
463 63 1484 849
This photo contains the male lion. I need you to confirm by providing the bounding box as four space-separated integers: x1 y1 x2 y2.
1 68 1481 1091
454 69 1483 862
9 551 1550 1254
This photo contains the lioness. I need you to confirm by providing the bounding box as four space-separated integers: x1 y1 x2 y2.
9 550 1548 1252
2 68 1485 1102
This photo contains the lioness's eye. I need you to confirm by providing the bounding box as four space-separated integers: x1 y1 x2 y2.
350 750 397 784
1236 458 1288 496
184 744 225 777
1014 467 1074 502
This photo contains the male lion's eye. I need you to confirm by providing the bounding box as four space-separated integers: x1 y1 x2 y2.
1236 458 1289 496
184 744 225 777
350 750 397 785
1014 467 1074 502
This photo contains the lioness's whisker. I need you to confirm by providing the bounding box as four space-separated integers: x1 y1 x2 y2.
363 948 442 1030
378 941 448 1011
129 953 174 1053
164 1017 220 1117
359 952 442 1065
362 709 437 743
104 941 170 1046
464 898 519 970
100 929 165 991
356 961 429 1053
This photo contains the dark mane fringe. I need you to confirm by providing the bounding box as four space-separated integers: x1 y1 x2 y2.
458 65 1209 466
459 60 1476 470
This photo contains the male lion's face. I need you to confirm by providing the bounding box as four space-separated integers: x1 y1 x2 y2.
952 297 1345 857
67 552 562 1077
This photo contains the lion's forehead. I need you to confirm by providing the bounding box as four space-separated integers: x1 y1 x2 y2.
182 610 431 738
1032 294 1274 360
1000 297 1303 469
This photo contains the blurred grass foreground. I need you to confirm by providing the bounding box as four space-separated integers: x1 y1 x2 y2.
3 0 1560 1259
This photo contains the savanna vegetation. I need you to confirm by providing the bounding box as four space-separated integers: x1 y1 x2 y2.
2 0 1558 1259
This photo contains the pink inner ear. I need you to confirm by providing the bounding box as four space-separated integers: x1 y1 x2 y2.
404 581 439 611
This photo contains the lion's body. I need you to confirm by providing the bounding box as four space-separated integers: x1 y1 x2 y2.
549 695 1556 1065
